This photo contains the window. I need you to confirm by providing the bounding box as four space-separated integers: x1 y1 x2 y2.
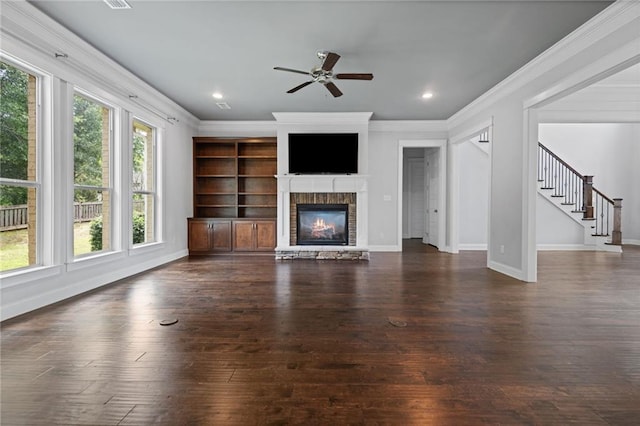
132 120 156 246
73 93 112 256
0 60 39 272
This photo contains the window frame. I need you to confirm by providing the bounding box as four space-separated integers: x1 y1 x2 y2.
0 57 44 274
129 115 162 252
71 89 115 260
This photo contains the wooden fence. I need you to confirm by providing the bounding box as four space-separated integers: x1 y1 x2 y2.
1 202 103 231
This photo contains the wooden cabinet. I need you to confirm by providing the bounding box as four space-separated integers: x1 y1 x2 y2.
232 220 276 252
190 137 276 255
188 218 232 253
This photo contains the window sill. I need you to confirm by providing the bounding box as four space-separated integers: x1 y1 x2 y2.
66 250 126 273
0 265 63 290
129 241 165 257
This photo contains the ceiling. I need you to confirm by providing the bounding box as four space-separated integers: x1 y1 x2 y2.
27 0 614 121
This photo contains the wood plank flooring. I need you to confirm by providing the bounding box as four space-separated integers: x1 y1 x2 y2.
2 241 640 425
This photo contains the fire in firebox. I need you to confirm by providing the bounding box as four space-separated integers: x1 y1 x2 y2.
297 204 348 245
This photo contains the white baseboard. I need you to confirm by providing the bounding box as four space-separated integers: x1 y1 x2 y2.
537 244 595 251
459 243 487 251
368 244 402 252
488 259 528 282
623 239 640 246
1 249 188 321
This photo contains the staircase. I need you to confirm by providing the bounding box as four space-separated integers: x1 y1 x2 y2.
537 142 622 252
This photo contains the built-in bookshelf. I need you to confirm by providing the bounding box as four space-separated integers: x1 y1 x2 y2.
192 137 277 219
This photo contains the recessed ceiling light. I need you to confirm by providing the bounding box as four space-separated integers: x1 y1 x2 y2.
422 92 434 99
212 92 223 99
103 0 131 9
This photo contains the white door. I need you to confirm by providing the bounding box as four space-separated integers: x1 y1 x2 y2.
426 150 440 247
408 159 425 239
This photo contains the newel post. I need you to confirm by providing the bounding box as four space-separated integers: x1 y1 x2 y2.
582 175 594 219
612 198 623 245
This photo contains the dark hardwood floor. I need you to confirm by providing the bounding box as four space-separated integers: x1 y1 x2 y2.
2 241 640 425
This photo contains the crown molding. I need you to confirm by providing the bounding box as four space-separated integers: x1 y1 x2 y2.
272 112 373 125
1 1 199 128
198 121 277 135
447 0 640 130
369 120 448 133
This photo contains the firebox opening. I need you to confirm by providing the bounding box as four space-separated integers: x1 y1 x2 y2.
296 204 349 245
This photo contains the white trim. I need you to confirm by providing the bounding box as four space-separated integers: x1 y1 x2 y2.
449 117 493 145
448 0 639 129
0 1 199 128
198 120 277 136
538 110 640 123
369 120 448 133
1 250 187 322
623 239 640 246
459 244 487 251
272 112 373 125
66 250 126 272
522 109 538 283
488 260 527 282
537 244 596 251
368 244 402 252
397 139 447 252
524 41 640 110
0 265 62 290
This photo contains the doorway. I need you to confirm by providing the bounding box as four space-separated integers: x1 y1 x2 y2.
398 140 447 251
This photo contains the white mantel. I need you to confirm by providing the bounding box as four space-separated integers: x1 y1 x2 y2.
273 112 372 252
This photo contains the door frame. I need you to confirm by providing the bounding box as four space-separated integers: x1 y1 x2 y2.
397 139 447 251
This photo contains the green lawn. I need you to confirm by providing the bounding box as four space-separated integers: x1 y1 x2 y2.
0 222 93 272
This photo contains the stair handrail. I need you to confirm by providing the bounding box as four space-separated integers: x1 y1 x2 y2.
538 142 584 179
537 142 622 245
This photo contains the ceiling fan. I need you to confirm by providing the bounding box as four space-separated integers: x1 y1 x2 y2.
274 51 374 97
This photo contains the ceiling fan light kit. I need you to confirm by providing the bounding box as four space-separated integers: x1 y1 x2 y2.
274 51 373 98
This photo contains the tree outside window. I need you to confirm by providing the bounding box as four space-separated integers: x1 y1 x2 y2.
132 120 155 246
0 61 38 272
73 93 112 256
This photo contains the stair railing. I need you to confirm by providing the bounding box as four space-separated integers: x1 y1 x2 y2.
537 142 622 244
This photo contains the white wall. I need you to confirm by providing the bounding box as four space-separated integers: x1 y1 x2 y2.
367 125 448 250
536 194 585 247
539 123 640 243
458 141 489 248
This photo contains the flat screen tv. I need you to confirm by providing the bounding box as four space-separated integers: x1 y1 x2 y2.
288 133 358 174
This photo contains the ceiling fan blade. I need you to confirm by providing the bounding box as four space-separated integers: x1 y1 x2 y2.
274 67 311 76
321 52 340 72
324 82 343 97
287 80 314 93
335 73 374 80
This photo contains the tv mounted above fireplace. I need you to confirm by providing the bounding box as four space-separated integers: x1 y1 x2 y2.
288 133 358 175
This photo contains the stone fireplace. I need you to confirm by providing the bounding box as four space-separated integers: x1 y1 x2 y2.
273 112 372 260
291 193 356 246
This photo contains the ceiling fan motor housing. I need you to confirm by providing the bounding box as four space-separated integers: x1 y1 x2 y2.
274 51 373 97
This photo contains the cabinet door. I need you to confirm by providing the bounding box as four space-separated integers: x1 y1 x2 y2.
188 220 212 252
233 221 255 251
254 220 276 251
211 221 232 251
